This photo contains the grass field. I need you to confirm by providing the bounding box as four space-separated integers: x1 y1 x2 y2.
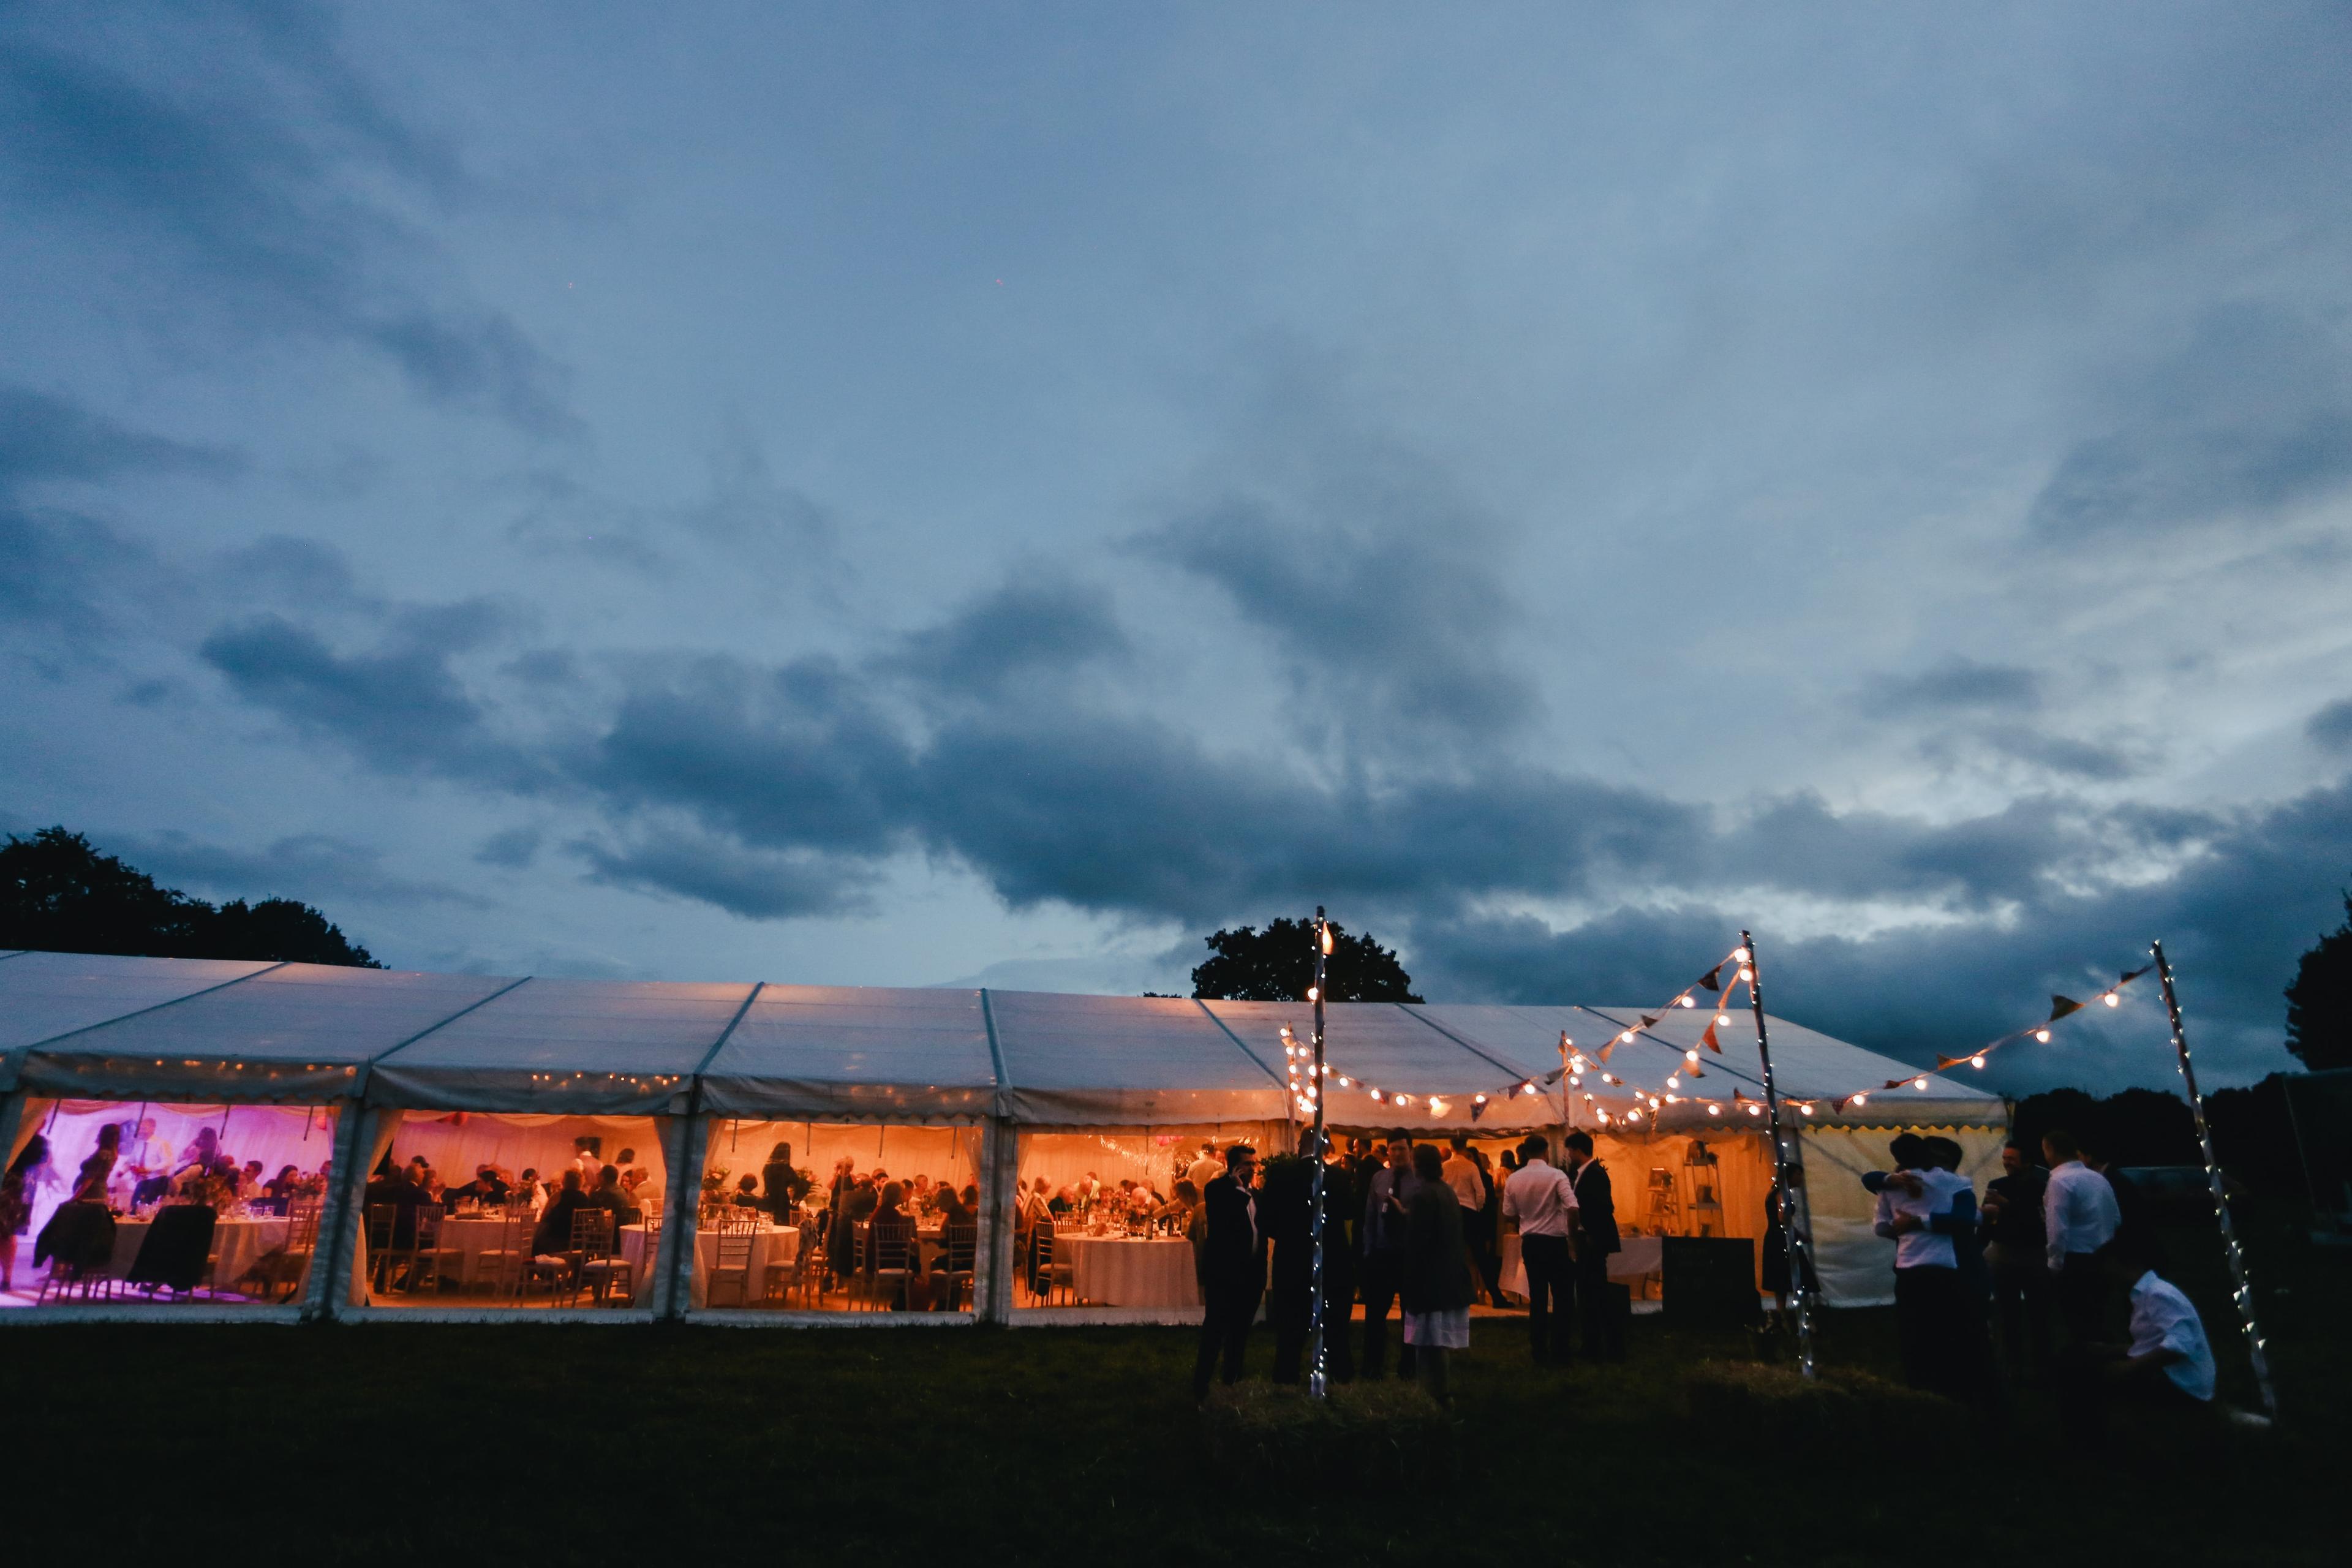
6 1212 2343 1565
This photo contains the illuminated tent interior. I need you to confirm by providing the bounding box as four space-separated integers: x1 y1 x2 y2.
1 950 2004 1319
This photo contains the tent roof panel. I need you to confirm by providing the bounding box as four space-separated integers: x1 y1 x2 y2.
699 985 997 1120
0 951 277 1050
990 992 1284 1124
14 961 519 1101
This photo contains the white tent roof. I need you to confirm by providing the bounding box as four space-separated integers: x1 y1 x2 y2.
0 953 2004 1129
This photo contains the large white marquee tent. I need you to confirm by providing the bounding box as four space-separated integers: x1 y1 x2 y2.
0 949 2006 1321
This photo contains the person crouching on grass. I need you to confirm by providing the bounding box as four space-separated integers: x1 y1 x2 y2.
2059 1232 2218 1439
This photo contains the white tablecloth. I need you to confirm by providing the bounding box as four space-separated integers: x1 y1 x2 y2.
1502 1232 1663 1297
437 1215 534 1284
110 1213 292 1292
1063 1235 1200 1309
622 1224 802 1308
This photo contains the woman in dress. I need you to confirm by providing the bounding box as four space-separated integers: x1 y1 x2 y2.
0 1134 51 1291
1401 1142 1473 1405
71 1122 123 1202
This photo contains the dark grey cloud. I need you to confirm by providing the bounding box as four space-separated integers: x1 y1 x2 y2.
473 826 543 870
2309 698 2352 753
0 386 243 486
574 828 877 921
1139 440 1537 747
0 12 571 434
2029 304 2352 540
1979 726 2142 783
198 609 522 778
883 575 1129 698
119 827 489 910
1412 775 2352 1089
508 438 843 587
1865 657 2041 715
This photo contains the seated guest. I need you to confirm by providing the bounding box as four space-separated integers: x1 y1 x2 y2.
1049 1185 1075 1216
533 1169 594 1256
590 1164 630 1215
445 1164 511 1208
265 1165 303 1202
622 1167 658 1211
514 1168 543 1208
241 1159 266 1194
2060 1235 2217 1437
731 1174 766 1208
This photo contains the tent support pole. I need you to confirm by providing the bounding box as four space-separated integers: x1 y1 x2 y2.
1743 929 1818 1381
309 1102 376 1323
1305 910 1332 1399
978 1117 1017 1324
2152 940 2278 1421
657 1109 710 1320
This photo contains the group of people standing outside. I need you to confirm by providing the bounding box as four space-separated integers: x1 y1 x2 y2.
1189 1128 1628 1406
1861 1126 2220 1433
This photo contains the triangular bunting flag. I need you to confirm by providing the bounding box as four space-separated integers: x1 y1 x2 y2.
1882 1077 1912 1090
1468 1099 1487 1122
1833 1095 1858 1113
1733 1087 1755 1104
1936 1054 1967 1071
2121 964 2152 982
1699 1022 1721 1053
1597 1040 1616 1063
1699 966 1723 993
1638 1015 1659 1030
2049 995 2083 1020
1687 1063 1705 1077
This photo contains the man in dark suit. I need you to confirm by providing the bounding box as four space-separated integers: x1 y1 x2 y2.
1562 1131 1624 1362
1193 1144 1266 1401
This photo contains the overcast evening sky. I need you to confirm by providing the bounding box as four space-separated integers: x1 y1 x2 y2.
6 2 2351 1091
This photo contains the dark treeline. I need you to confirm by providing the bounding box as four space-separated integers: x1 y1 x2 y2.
0 826 379 968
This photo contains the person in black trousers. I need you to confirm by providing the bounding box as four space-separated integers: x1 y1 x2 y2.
1982 1137 2053 1381
1358 1139 1419 1380
1192 1144 1266 1401
1563 1132 1623 1361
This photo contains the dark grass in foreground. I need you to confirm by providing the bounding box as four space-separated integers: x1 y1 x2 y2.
4 1216 2344 1566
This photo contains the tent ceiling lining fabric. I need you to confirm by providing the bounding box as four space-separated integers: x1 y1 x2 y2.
0 954 2005 1128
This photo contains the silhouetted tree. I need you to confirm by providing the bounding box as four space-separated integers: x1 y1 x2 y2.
1189 916 1421 1003
2285 892 2352 1071
0 827 380 967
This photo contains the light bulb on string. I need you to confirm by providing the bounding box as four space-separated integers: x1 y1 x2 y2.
2103 993 2120 1008
1970 1055 1986 1069
1716 1014 1732 1027
1732 948 1751 963
1686 1050 1700 1065
1679 995 1695 1008
2034 1028 2051 1043
1913 1077 1929 1090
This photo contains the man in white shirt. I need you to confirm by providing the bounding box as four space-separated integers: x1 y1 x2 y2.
2041 1128 2120 1347
1871 1134 1965 1393
2062 1236 2217 1437
1442 1133 1499 1306
1501 1135 1578 1365
1186 1142 1222 1195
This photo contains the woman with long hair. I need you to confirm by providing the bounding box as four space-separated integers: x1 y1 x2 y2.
1401 1142 1474 1405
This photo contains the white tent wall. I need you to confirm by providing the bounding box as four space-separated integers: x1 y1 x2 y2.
1800 1124 2010 1306
705 1118 978 1197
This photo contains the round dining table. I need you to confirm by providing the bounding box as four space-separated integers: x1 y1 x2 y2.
1060 1234 1200 1309
620 1223 801 1308
109 1212 292 1295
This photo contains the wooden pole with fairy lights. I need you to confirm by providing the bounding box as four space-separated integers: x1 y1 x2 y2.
1741 928 1819 1379
2151 939 2278 1422
1298 909 1335 1396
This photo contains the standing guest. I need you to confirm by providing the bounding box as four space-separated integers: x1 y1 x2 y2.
1192 1144 1267 1401
1868 1134 1964 1395
3 1136 59 1291
761 1142 809 1216
176 1127 221 1183
1441 1134 1497 1307
1401 1144 1473 1406
571 1137 603 1178
2081 1134 2166 1280
72 1123 122 1202
1359 1138 1421 1381
1502 1135 1579 1365
1562 1133 1624 1362
1186 1140 1223 1196
2041 1129 2120 1348
1981 1137 2054 1381
1760 1165 1814 1332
